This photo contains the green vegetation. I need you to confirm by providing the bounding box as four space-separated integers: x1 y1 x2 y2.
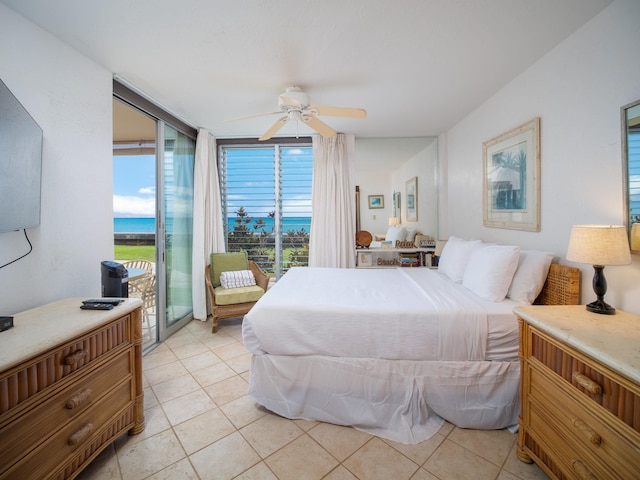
114 245 156 262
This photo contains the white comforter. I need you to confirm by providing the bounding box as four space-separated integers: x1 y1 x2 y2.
244 267 512 362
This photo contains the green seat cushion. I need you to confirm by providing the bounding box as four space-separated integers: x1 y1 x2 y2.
211 252 248 287
213 285 265 305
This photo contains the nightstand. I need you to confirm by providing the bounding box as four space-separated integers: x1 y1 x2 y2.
514 305 640 480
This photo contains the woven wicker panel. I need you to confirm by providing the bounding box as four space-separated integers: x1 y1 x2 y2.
534 264 581 306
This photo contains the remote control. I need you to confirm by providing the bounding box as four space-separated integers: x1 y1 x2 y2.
80 303 114 310
82 298 123 306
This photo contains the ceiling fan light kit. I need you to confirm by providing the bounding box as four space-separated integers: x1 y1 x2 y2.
230 86 367 141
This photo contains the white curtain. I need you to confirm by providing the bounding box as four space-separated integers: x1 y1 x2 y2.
192 128 225 320
309 134 356 268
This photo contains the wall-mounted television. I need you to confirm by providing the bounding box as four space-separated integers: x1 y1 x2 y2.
0 79 42 234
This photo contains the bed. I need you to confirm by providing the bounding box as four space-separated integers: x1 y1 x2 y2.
242 239 580 444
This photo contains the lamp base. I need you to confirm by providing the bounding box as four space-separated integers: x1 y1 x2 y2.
586 299 616 315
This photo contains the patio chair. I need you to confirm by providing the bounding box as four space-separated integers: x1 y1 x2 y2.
122 259 153 298
205 251 269 333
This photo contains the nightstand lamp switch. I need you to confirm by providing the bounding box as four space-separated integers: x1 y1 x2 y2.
566 224 631 315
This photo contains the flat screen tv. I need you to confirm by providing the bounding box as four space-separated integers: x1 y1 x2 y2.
0 79 42 234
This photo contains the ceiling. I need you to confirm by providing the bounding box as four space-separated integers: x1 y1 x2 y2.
3 0 612 140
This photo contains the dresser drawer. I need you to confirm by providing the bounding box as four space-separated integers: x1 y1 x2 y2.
529 329 640 435
1 375 133 480
0 313 132 416
529 364 640 479
0 348 132 475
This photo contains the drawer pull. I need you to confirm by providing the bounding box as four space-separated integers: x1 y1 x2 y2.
65 388 93 409
67 423 94 446
64 349 89 365
573 419 601 445
572 459 597 480
572 372 602 395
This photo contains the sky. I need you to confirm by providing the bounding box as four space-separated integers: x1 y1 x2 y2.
113 154 156 218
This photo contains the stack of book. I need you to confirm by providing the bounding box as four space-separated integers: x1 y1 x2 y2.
400 252 420 267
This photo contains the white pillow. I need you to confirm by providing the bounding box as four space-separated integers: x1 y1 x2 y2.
385 226 407 245
437 236 482 283
507 250 555 304
405 228 418 243
462 244 520 301
220 270 256 289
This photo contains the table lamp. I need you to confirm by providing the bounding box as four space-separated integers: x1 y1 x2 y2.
389 217 400 226
566 225 631 315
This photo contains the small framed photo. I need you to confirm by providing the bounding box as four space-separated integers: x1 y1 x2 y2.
368 195 384 209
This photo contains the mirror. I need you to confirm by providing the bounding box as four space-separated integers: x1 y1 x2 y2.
623 99 640 253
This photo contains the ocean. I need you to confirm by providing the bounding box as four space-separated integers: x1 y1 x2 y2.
114 217 311 234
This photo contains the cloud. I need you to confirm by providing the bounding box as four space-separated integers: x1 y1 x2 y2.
113 195 156 216
139 186 155 195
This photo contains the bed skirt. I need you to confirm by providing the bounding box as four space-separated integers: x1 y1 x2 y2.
248 354 520 444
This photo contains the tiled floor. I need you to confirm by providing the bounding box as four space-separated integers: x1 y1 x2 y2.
76 317 550 480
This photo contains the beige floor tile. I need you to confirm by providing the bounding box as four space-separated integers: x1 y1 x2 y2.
307 422 372 462
180 350 223 372
205 374 249 406
192 361 238 387
342 437 419 480
293 418 320 431
219 394 269 429
170 340 211 360
322 465 359 480
144 360 188 386
151 374 202 404
448 427 516 466
382 431 446 466
122 405 171 446
240 414 304 458
164 330 198 349
234 461 279 480
143 386 159 410
190 431 262 480
214 341 250 360
226 351 252 374
161 388 217 426
117 429 186 480
423 438 501 479
265 434 339 480
409 467 439 480
144 458 199 480
75 443 121 480
502 443 550 480
174 408 237 455
142 347 178 371
202 332 238 350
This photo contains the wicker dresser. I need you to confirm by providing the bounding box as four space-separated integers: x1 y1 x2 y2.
0 298 145 480
515 305 640 480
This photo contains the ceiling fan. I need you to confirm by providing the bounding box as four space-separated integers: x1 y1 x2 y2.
226 86 367 141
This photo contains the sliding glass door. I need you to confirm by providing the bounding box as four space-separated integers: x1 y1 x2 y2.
158 124 195 338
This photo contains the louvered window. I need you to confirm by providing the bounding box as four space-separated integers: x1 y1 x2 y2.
219 141 312 280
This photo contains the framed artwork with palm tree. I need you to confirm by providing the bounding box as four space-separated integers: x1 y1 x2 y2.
483 117 540 231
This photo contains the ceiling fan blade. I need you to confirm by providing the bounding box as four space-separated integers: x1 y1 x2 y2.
302 115 337 138
259 116 288 141
308 106 367 119
224 111 281 123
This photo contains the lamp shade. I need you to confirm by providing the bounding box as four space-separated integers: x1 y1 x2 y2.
566 225 631 266
388 217 400 226
631 223 640 251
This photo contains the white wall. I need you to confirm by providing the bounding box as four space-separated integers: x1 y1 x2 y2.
443 0 640 314
0 4 113 314
356 137 438 238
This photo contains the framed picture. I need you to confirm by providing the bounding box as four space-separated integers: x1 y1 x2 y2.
405 177 418 221
392 191 401 218
483 117 540 232
368 194 384 209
